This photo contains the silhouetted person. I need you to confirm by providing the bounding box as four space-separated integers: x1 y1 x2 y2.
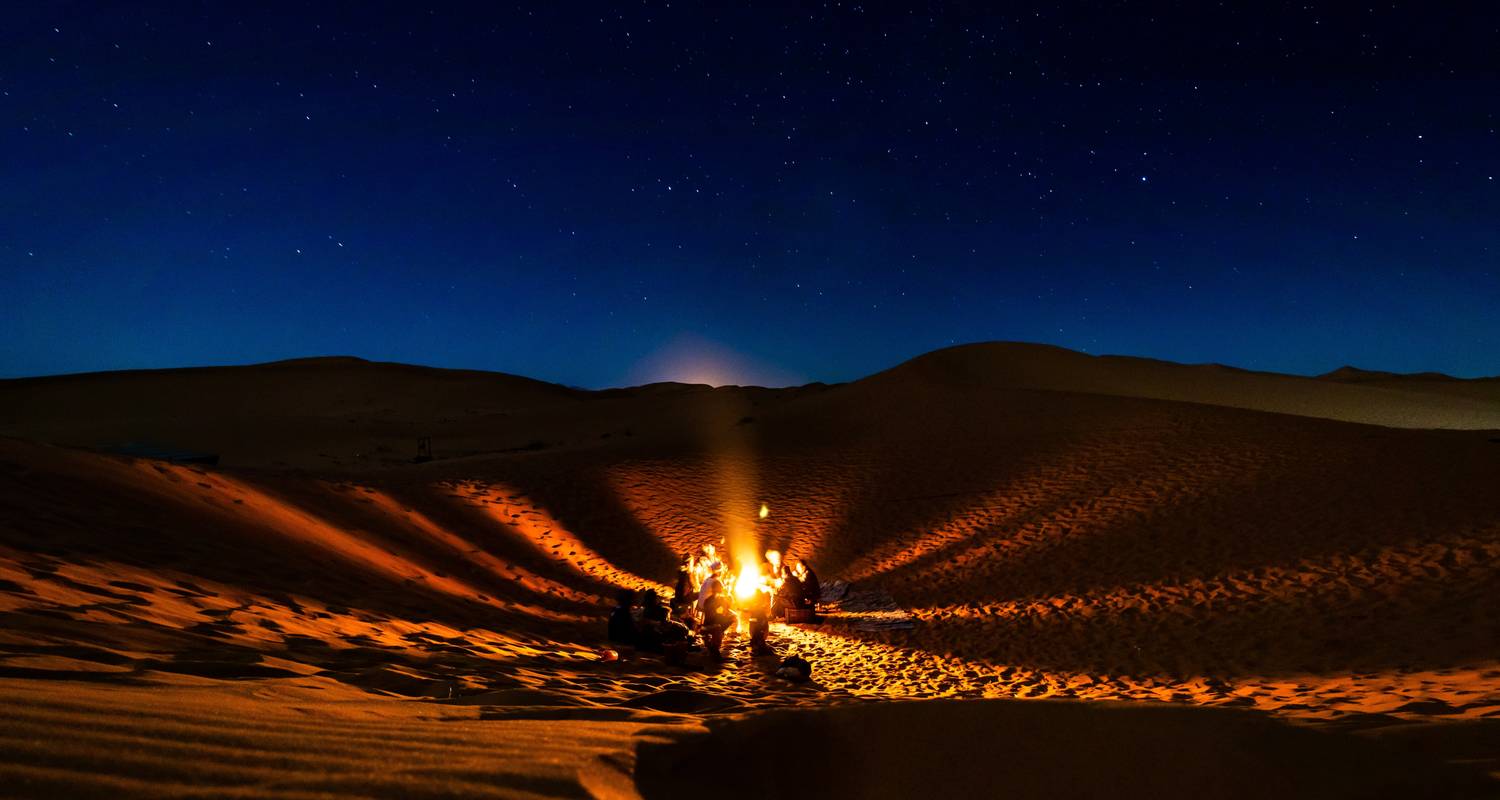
775 568 803 618
671 565 693 614
743 589 774 655
657 604 693 666
608 588 637 647
699 583 735 660
638 589 667 653
794 561 821 609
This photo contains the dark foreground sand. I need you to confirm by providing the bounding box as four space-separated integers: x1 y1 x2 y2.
640 699 1493 799
2 680 1491 799
1 342 1497 797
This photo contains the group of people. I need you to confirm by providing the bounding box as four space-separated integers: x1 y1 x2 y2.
607 587 693 659
606 543 822 665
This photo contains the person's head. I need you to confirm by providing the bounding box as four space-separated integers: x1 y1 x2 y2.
643 589 660 607
615 588 637 607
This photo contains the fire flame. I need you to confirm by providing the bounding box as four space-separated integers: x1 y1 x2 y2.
759 503 769 519
733 562 763 601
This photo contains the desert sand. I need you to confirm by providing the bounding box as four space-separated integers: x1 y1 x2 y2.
0 342 1497 797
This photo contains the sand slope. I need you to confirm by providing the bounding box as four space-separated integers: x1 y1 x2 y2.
1 342 1497 796
0 677 678 799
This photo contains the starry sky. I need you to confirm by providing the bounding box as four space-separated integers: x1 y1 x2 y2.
3 3 1498 386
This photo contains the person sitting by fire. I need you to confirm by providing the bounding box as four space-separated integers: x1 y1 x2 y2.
671 560 695 615
657 612 693 665
774 561 802 617
697 560 724 609
743 585 775 656
607 588 638 649
672 585 698 623
636 589 668 653
793 560 821 619
698 581 736 660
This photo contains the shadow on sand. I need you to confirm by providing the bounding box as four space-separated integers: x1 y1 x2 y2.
636 698 1495 799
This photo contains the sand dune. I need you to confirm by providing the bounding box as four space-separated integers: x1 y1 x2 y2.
3 343 1497 473
1 342 1497 797
866 342 1500 429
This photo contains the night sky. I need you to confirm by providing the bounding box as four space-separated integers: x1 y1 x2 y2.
4 4 1498 386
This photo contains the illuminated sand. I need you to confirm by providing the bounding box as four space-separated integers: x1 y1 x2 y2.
1 343 1497 796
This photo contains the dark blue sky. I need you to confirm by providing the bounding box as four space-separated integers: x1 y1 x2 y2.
3 3 1498 386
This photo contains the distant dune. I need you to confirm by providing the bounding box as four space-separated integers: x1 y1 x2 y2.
5 344 1496 466
864 342 1500 429
0 342 1496 796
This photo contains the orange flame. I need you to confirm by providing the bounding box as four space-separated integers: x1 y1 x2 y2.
734 562 763 601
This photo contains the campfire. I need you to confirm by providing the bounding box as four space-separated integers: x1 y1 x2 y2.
670 502 822 653
683 542 801 636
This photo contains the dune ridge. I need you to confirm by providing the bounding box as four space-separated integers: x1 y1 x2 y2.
4 342 1499 472
866 342 1500 429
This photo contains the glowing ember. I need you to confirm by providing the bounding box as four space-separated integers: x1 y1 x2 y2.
759 503 769 519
